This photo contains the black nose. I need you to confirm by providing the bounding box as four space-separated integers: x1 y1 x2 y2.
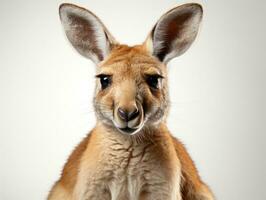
118 107 139 122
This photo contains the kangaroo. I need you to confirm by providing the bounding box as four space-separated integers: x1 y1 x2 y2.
48 3 215 200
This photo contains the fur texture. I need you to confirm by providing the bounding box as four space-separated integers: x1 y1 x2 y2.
48 3 214 200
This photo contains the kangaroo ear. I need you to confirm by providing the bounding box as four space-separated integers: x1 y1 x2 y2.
144 3 203 63
59 3 117 64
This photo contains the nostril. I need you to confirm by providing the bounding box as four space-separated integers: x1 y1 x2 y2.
118 108 128 121
118 107 139 122
128 108 139 121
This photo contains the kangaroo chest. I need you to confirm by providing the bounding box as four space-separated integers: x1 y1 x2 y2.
106 142 155 200
76 136 181 200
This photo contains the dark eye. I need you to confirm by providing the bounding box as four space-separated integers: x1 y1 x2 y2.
146 75 163 89
96 74 112 90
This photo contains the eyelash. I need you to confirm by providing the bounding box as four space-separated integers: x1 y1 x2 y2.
145 74 163 89
95 74 164 90
96 74 112 90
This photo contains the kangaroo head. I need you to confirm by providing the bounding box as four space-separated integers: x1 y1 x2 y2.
59 3 203 135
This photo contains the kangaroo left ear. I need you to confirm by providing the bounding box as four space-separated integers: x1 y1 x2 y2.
144 3 203 63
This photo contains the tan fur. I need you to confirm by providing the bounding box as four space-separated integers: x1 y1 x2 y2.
48 3 214 200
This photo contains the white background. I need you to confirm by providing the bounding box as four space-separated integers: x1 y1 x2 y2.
0 0 265 199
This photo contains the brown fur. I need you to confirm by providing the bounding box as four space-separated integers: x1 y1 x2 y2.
48 3 214 200
48 45 214 200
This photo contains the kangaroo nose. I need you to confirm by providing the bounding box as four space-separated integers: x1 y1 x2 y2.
118 107 139 122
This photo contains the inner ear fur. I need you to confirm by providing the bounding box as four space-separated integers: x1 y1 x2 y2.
144 3 203 63
59 3 117 64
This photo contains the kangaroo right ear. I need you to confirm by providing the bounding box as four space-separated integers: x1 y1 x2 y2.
59 3 117 64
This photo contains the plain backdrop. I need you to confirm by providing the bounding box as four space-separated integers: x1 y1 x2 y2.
0 0 265 199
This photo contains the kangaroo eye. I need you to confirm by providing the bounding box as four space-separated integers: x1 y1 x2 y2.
146 74 163 89
96 74 112 90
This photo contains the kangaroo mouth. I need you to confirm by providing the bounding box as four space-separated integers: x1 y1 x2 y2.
118 127 138 134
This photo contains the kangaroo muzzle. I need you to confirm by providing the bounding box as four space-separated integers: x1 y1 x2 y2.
114 100 144 134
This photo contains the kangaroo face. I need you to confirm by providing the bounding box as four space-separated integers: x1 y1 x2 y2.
59 3 203 135
93 45 168 134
